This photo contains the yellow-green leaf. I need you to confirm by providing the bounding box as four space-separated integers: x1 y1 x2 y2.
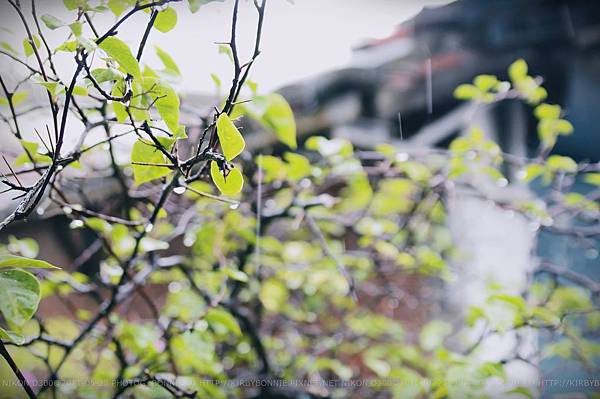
73 85 88 96
0 255 59 269
216 113 245 161
108 0 132 17
0 327 25 344
12 91 28 106
259 278 288 312
0 269 40 327
131 137 175 185
204 307 241 336
23 35 41 57
41 14 65 30
154 7 177 33
142 77 181 134
210 161 243 196
245 94 297 148
69 22 82 37
155 46 180 76
99 36 141 80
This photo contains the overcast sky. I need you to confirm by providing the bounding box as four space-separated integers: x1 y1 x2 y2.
0 0 452 93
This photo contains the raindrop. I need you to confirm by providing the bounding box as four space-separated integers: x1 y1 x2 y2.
229 202 240 210
425 58 433 114
145 223 154 233
183 234 196 247
496 178 508 187
398 112 404 141
299 178 311 188
194 319 208 331
36 207 45 216
168 281 182 293
541 217 554 227
237 342 251 354
173 186 186 195
69 219 84 229
305 312 317 322
396 152 409 162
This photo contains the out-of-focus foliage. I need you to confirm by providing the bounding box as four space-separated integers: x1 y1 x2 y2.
0 0 598 398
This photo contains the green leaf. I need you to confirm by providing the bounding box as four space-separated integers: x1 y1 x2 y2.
0 327 25 344
35 81 65 98
63 0 87 10
0 269 41 327
474 74 499 92
108 0 132 17
520 163 545 183
453 84 478 100
259 278 289 312
155 46 180 76
77 36 97 52
23 35 41 57
222 267 248 282
14 139 52 166
99 36 141 80
204 307 241 336
0 255 59 269
584 173 600 187
489 293 527 313
284 152 311 181
534 103 561 120
249 93 297 149
364 357 391 377
91 67 122 83
210 73 221 88
139 237 169 252
1 92 28 107
41 14 65 30
111 79 128 122
142 77 181 134
12 91 28 106
210 161 244 196
216 113 245 161
131 137 175 185
72 85 88 96
188 0 225 13
547 155 577 173
56 40 77 53
154 7 177 33
508 59 528 83
555 119 574 135
1 41 18 55
69 22 82 37
419 320 452 351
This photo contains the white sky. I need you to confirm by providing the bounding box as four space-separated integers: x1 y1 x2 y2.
1 0 452 93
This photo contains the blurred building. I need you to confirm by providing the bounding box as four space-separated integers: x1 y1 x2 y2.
277 0 600 162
